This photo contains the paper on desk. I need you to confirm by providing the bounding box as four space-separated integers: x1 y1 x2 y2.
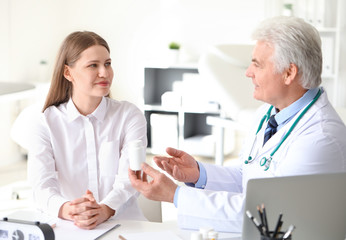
121 231 183 240
54 218 120 240
7 210 120 240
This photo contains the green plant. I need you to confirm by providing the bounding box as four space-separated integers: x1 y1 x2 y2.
169 42 180 50
283 3 293 10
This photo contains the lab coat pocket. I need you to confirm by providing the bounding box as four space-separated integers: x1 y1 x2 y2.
99 141 119 177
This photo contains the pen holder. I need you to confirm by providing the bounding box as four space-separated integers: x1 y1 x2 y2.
260 232 291 240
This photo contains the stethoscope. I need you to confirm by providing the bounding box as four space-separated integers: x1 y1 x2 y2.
245 89 322 171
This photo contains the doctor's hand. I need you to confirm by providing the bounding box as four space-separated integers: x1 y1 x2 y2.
153 147 200 184
58 190 115 229
128 163 178 203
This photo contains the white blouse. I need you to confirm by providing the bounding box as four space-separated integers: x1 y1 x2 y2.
27 97 147 220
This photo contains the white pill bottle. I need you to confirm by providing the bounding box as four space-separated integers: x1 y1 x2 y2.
128 139 146 171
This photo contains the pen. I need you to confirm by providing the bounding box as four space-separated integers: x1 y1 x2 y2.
282 224 296 239
261 204 270 237
246 210 264 235
94 223 121 240
272 213 283 238
118 235 127 240
257 205 264 226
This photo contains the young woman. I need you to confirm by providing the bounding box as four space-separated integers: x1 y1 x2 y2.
28 31 147 229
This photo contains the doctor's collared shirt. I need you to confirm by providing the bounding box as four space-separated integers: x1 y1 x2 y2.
274 87 320 131
28 97 147 219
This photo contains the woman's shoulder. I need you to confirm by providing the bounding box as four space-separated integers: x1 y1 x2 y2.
42 102 70 123
105 98 145 122
106 97 141 111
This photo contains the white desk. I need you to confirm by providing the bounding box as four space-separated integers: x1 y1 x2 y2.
2 210 241 240
97 220 241 239
99 220 189 239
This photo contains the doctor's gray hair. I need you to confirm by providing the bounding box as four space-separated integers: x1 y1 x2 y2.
252 16 322 89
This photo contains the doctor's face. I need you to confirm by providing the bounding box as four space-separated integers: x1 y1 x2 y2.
245 41 286 106
65 45 113 101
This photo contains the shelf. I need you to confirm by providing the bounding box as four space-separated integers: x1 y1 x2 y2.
144 104 180 113
144 67 199 106
267 0 343 106
143 66 226 157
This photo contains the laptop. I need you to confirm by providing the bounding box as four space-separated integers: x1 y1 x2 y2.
241 172 346 240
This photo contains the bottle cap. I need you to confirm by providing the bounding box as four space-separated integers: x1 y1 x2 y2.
208 230 218 239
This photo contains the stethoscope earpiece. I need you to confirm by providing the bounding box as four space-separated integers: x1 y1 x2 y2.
245 156 252 164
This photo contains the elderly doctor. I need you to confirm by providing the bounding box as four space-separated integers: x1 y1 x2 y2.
129 16 346 232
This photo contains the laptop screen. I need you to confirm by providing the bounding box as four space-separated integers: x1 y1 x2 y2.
242 172 346 240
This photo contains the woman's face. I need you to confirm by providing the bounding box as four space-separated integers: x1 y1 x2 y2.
64 45 113 101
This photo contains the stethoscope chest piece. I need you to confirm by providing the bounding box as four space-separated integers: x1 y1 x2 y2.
260 156 272 171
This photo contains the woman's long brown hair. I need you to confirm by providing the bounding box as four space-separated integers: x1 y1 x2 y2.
42 31 110 112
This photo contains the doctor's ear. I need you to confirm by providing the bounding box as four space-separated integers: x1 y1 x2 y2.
64 65 73 82
283 63 299 85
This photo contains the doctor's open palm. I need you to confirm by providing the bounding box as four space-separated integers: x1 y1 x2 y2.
153 147 200 184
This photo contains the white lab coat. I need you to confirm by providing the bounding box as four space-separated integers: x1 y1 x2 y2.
176 90 346 232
